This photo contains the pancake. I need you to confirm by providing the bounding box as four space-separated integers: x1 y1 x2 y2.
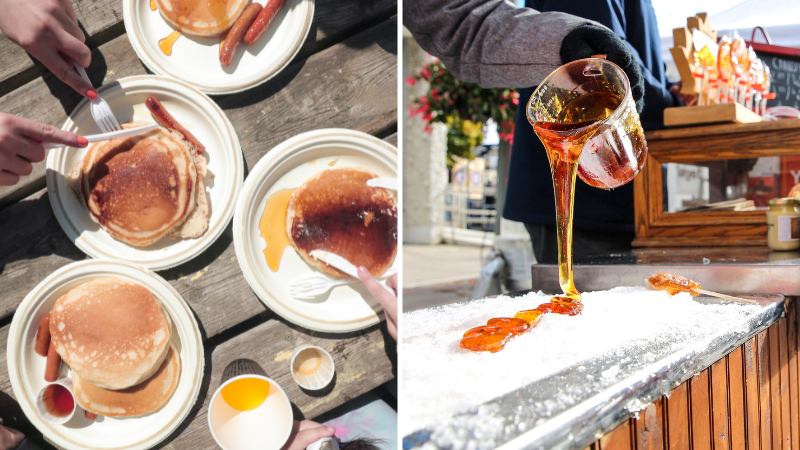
155 0 249 37
169 145 210 240
287 167 398 277
49 278 171 390
68 121 209 246
73 344 181 417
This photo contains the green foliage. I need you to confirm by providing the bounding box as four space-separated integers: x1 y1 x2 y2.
407 59 518 166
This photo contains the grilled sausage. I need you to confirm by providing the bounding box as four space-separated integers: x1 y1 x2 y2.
220 3 263 66
243 0 288 46
34 313 51 357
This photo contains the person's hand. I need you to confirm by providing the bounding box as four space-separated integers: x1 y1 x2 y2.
281 420 336 450
560 24 645 114
669 81 698 106
357 268 397 340
0 0 96 98
0 422 24 450
0 113 88 186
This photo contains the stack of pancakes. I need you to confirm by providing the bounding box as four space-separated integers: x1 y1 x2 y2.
155 0 249 37
49 278 181 417
287 167 398 277
68 121 209 246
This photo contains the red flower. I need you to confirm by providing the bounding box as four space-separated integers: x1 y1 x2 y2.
430 89 441 100
423 124 433 133
422 112 434 121
500 104 507 110
420 68 432 79
512 97 519 105
405 77 417 85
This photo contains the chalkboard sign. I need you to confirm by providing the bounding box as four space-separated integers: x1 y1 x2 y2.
750 42 800 109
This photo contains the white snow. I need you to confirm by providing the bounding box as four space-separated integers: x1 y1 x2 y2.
401 287 761 437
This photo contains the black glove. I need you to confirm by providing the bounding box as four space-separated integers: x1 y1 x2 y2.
560 24 645 114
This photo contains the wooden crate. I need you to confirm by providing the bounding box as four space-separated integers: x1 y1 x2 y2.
633 119 800 247
586 297 800 450
664 103 763 128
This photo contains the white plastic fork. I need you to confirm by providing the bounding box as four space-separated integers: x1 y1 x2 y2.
289 269 397 300
72 59 121 133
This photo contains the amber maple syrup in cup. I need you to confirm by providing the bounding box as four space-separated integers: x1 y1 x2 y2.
527 58 648 300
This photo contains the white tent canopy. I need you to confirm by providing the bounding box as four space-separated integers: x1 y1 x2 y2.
654 0 800 81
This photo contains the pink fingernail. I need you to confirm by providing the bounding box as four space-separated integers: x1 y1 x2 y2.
77 136 88 146
357 266 368 276
327 427 335 433
86 89 98 99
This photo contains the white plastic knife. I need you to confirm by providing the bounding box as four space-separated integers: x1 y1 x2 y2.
41 124 159 149
309 250 360 278
366 177 398 190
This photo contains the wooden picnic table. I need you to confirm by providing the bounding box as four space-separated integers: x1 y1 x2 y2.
0 0 398 447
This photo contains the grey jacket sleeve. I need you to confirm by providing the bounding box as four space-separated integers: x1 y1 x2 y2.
403 0 597 88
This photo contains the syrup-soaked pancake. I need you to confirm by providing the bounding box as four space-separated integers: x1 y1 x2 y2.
68 121 208 246
155 0 248 37
287 167 398 277
73 344 181 417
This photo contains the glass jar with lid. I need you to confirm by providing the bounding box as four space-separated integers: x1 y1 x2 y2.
767 198 800 251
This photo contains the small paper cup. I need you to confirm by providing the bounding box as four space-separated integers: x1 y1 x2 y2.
290 345 335 390
208 375 293 450
36 378 76 425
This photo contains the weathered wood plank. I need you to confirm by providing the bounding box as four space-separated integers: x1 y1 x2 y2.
0 19 397 338
0 314 396 449
634 400 664 450
770 325 784 450
0 6 397 207
666 382 691 450
744 337 762 450
779 318 792 450
710 358 730 450
791 298 800 450
599 417 633 450
728 346 747 450
0 0 396 98
690 370 712 450
759 331 774 450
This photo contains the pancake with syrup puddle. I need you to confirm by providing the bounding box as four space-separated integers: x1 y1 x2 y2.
287 167 398 277
68 121 209 246
155 0 249 37
49 278 172 390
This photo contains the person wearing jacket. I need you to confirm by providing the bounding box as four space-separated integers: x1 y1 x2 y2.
404 0 687 263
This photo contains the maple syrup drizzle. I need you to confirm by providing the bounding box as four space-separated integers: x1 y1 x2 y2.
150 0 157 10
158 30 181 56
259 188 296 272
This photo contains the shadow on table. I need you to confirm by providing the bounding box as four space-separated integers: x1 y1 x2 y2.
41 50 111 118
0 192 85 278
213 46 309 111
0 391 55 450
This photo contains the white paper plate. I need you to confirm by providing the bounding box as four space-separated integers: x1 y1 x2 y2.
233 129 398 333
6 259 204 450
123 0 314 94
46 75 244 271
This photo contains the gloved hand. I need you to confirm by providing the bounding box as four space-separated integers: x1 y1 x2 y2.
560 24 645 114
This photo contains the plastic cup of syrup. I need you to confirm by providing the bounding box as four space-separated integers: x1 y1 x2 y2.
36 378 76 425
290 345 335 391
